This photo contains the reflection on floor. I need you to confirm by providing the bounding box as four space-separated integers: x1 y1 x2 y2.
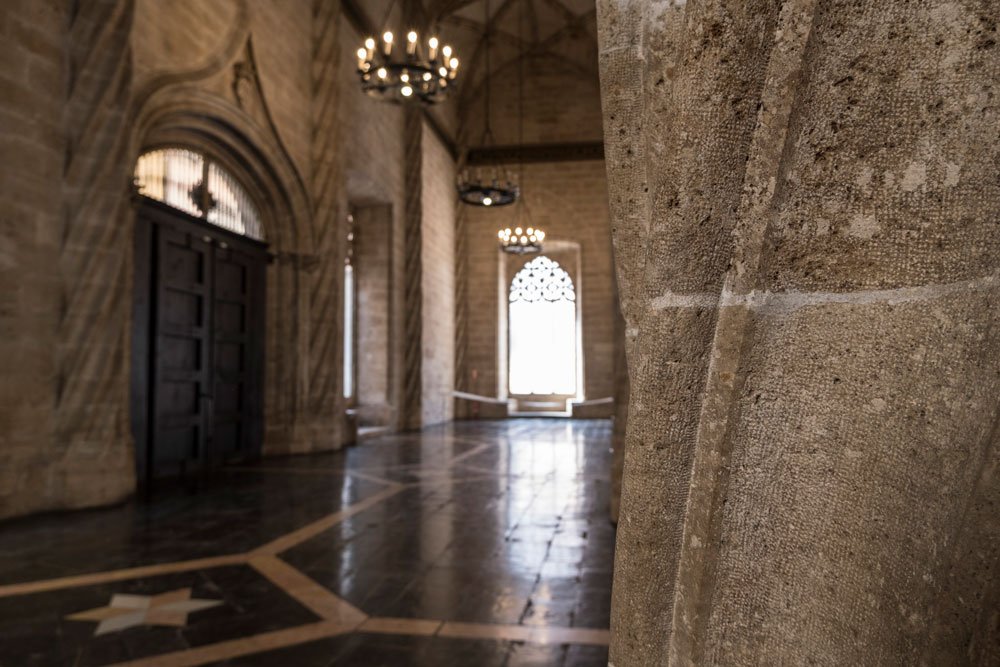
0 419 615 666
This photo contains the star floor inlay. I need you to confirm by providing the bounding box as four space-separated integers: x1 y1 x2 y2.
66 587 223 636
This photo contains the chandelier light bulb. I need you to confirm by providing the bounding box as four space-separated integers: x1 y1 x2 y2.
439 66 448 77
483 197 493 206
407 31 418 43
383 31 393 43
527 227 534 235
377 67 387 79
401 85 413 97
450 57 459 70
443 45 452 58
515 227 522 235
365 37 376 50
400 72 409 82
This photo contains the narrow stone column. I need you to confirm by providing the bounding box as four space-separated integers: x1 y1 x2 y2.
597 0 1000 664
306 0 346 448
57 0 137 508
401 107 424 430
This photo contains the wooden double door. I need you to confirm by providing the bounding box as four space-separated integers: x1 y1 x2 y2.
133 199 266 486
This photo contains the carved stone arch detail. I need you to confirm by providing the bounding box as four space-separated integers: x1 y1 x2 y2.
130 86 313 255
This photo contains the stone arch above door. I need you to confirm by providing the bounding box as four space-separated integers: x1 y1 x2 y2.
128 84 323 457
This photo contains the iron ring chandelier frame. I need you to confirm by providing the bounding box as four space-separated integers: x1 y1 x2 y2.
499 225 544 254
457 173 519 207
356 5 459 105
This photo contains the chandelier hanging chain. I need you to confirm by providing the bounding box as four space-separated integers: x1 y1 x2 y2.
497 0 542 255
482 0 493 145
455 0 517 208
515 0 527 230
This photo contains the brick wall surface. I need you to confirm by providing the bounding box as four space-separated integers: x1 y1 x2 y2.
461 159 614 402
353 205 392 425
461 54 603 146
421 123 457 426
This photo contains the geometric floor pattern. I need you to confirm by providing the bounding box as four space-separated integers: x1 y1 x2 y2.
0 419 615 666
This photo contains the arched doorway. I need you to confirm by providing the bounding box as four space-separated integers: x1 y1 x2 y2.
131 147 268 485
508 255 579 412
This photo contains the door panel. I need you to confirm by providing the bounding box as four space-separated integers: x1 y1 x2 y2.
151 227 212 476
212 245 257 462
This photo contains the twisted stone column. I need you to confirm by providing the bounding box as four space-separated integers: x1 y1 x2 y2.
401 107 424 430
57 0 137 507
307 0 346 447
598 0 1000 663
453 205 469 416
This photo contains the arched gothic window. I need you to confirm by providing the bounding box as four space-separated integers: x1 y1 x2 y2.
509 256 577 396
134 148 264 240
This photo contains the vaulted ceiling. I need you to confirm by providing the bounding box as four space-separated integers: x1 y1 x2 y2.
344 0 600 143
433 0 599 107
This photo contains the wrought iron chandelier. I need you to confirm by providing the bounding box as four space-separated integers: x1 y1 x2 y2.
457 166 518 207
499 225 544 254
356 2 458 104
456 0 518 208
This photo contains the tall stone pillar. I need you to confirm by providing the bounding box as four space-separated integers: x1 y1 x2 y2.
401 107 424 430
598 0 1000 664
306 0 346 448
56 0 137 509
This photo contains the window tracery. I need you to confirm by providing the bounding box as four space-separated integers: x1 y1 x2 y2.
135 148 264 241
509 256 575 304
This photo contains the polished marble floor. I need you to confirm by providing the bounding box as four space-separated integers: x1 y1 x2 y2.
0 419 615 666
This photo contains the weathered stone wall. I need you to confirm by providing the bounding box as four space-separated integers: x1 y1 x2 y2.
0 0 81 518
598 0 1000 664
421 123 457 426
459 159 614 402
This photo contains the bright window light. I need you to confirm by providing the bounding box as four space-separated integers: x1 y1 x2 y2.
508 256 576 395
343 263 355 399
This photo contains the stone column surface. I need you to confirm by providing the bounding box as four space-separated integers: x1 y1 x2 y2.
597 0 1000 665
